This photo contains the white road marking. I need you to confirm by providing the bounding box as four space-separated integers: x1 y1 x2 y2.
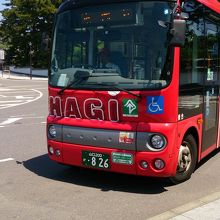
0 117 46 127
1 88 47 91
6 85 45 88
10 115 45 119
0 91 37 94
0 118 22 126
15 96 33 99
0 158 14 163
0 100 23 103
0 88 14 91
0 104 13 107
10 114 35 117
0 89 43 110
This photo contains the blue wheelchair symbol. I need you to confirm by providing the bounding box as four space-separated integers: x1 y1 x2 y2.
147 96 164 114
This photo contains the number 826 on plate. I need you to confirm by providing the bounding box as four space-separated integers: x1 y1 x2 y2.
82 151 110 169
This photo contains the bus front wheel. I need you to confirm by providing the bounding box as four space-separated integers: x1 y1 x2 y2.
169 134 197 184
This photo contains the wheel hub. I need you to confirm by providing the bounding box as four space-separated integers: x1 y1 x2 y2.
177 144 192 173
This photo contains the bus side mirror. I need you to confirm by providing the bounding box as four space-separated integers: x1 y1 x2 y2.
170 19 186 47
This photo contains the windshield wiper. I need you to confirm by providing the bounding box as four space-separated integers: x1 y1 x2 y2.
95 83 141 99
58 70 90 95
58 71 141 100
58 70 120 95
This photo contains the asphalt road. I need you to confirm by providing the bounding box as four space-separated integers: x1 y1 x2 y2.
0 78 220 220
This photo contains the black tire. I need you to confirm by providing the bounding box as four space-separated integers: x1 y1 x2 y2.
169 134 197 184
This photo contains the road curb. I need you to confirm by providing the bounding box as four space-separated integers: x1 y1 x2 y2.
0 74 48 81
147 191 220 220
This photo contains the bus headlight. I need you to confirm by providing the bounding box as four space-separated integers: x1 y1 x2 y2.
48 125 57 138
48 146 54 155
150 134 166 150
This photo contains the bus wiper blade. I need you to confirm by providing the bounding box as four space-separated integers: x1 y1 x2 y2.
57 70 141 99
58 70 90 95
57 71 120 95
96 83 141 99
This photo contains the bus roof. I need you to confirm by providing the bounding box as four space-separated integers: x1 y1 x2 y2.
59 0 220 14
196 0 220 13
59 0 176 13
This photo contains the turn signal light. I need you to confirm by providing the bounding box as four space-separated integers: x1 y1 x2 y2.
140 161 148 169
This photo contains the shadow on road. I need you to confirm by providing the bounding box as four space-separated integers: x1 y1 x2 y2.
196 147 220 170
22 154 169 194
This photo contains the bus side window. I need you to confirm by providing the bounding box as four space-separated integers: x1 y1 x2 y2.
206 22 219 83
179 17 205 119
180 19 205 86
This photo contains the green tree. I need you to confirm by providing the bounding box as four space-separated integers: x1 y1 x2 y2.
0 0 62 68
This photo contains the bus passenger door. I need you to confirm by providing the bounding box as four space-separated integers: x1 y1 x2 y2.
202 85 219 152
202 23 219 153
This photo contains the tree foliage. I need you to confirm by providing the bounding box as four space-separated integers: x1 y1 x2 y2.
0 0 62 68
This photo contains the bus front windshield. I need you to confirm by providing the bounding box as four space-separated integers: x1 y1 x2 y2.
50 1 175 90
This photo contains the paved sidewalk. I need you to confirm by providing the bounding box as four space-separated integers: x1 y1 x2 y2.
0 70 48 81
171 198 220 220
149 191 220 220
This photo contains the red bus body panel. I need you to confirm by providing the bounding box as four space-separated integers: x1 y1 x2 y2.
196 0 220 14
47 49 183 177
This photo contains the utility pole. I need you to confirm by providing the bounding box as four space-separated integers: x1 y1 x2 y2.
0 49 5 77
29 42 33 80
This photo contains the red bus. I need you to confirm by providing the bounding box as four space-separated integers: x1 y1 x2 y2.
47 0 220 184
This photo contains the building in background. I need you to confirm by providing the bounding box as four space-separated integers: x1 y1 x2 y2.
0 49 5 71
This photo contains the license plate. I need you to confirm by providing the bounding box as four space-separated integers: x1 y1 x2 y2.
82 151 110 169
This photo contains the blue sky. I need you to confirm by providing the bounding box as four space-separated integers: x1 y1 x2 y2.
0 0 8 21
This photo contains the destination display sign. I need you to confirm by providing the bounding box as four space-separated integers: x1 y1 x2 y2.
81 6 135 26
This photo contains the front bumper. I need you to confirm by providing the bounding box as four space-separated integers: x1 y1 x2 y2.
47 116 178 177
48 139 177 177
